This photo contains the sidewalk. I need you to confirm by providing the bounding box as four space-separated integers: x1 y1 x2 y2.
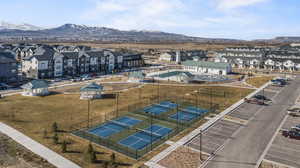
0 122 81 168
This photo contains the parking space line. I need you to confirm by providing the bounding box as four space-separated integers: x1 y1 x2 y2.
264 155 299 168
202 133 227 142
254 114 289 168
208 128 236 136
272 144 300 153
207 130 233 138
190 140 221 149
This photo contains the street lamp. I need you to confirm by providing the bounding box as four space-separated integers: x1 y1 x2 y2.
115 92 119 117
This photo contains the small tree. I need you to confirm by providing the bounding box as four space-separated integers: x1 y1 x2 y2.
61 140 67 153
104 162 109 168
90 151 96 163
52 122 58 133
43 129 48 139
84 143 95 162
53 132 59 144
87 143 94 154
110 153 116 164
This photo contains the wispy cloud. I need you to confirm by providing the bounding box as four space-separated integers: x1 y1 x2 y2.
215 0 269 10
81 0 190 30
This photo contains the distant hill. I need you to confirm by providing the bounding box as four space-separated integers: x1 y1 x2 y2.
0 23 299 43
0 21 43 31
0 23 244 43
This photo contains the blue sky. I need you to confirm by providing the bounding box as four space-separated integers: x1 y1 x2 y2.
0 0 299 40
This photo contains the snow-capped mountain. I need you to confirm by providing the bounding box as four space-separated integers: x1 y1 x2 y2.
0 21 43 31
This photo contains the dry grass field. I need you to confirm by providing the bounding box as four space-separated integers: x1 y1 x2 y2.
246 76 274 88
47 42 235 51
0 84 253 168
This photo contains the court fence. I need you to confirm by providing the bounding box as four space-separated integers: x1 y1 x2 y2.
73 126 178 159
70 97 218 159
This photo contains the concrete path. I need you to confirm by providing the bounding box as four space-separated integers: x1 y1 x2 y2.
145 81 271 168
0 122 81 168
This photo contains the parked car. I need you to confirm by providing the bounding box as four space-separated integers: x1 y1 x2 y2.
254 95 270 101
71 77 82 82
81 74 92 81
244 98 267 105
282 129 300 140
271 81 285 87
288 112 300 117
293 125 300 132
0 83 9 90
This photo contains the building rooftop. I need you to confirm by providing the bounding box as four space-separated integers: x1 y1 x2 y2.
182 60 231 70
80 82 103 92
21 80 49 89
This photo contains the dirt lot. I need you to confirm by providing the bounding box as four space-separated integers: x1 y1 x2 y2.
158 146 208 168
0 84 253 168
0 133 55 168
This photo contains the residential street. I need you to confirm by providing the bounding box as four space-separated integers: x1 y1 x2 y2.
204 77 300 168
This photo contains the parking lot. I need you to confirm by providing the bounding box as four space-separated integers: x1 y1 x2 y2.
264 115 300 168
185 86 282 158
228 90 277 121
186 119 242 154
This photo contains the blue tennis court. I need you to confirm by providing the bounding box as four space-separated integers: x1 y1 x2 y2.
169 106 209 122
88 116 141 138
119 125 172 150
159 101 178 109
143 101 177 115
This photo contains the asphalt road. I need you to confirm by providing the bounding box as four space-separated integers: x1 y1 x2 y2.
204 78 300 168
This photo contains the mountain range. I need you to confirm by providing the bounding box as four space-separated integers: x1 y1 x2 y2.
0 21 43 31
0 22 299 43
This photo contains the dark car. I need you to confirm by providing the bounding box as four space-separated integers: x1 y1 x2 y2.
282 129 300 140
254 95 269 101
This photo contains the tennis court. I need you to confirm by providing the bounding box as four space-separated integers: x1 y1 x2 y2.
118 125 172 150
143 101 177 115
169 106 209 122
88 116 141 138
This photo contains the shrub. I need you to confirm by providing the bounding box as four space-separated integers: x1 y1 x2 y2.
53 133 59 144
61 140 67 153
52 122 58 132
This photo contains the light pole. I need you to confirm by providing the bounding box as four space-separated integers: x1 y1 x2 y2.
200 129 202 161
157 79 160 103
87 99 91 129
116 92 119 117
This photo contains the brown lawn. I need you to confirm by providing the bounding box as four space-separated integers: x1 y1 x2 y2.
0 84 253 168
246 76 274 88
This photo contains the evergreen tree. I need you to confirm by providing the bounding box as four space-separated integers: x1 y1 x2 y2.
110 153 116 165
61 140 67 153
52 122 58 132
53 132 59 144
